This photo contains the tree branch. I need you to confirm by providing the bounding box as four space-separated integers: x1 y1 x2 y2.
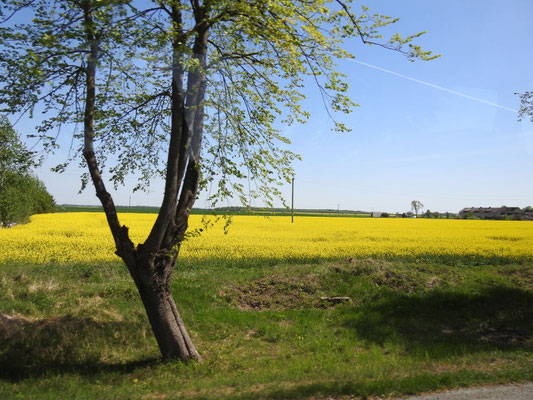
81 0 133 258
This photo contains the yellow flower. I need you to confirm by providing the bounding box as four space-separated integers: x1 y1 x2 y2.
1 213 531 264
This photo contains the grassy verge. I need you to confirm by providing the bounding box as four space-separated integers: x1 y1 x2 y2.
0 258 532 399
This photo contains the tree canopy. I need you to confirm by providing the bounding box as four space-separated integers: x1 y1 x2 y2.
0 0 437 359
0 115 34 178
0 0 437 205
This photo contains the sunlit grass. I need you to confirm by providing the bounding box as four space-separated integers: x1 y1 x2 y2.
0 258 532 399
1 213 532 399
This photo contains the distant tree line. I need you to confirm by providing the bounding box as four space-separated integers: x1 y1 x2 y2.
393 211 454 219
0 117 55 227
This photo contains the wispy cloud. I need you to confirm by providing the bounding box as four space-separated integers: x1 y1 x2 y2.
349 59 518 113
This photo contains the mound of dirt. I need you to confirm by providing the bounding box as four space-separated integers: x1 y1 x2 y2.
224 274 326 310
332 258 423 293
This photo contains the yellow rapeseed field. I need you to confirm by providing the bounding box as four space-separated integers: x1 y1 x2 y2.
1 212 532 264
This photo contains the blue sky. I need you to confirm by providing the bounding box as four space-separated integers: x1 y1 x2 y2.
24 0 533 213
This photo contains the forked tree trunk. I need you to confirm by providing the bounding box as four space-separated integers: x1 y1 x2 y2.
81 0 206 361
127 255 200 360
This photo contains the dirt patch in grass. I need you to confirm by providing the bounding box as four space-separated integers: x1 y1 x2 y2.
225 274 326 310
332 258 426 293
372 269 420 293
477 323 531 344
227 259 452 311
141 394 169 400
439 321 531 345
498 267 533 289
429 357 510 374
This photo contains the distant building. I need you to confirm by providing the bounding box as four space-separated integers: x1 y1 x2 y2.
458 206 524 220
524 212 533 221
371 211 382 218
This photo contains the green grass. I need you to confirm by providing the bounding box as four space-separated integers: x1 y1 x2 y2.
0 257 532 399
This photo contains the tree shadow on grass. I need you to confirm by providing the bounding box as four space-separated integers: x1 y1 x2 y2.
0 313 159 382
340 286 533 357
230 287 533 400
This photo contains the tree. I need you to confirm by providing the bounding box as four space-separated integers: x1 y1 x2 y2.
0 115 34 184
0 171 55 226
411 200 423 217
517 91 532 122
0 117 55 226
0 172 34 226
0 0 436 360
30 176 56 214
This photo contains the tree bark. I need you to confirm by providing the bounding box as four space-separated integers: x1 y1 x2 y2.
127 252 200 360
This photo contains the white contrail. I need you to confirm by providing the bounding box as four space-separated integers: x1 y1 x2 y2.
349 59 518 113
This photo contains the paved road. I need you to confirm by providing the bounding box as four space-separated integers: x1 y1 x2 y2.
397 382 533 400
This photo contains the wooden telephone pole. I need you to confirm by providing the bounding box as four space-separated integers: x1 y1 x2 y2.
291 177 294 223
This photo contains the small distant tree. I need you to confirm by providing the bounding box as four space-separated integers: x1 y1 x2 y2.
411 200 424 217
381 212 390 218
524 206 533 212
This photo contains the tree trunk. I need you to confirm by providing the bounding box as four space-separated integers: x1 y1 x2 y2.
128 255 200 361
78 0 203 362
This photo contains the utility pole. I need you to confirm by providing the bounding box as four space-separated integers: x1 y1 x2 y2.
291 176 294 223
